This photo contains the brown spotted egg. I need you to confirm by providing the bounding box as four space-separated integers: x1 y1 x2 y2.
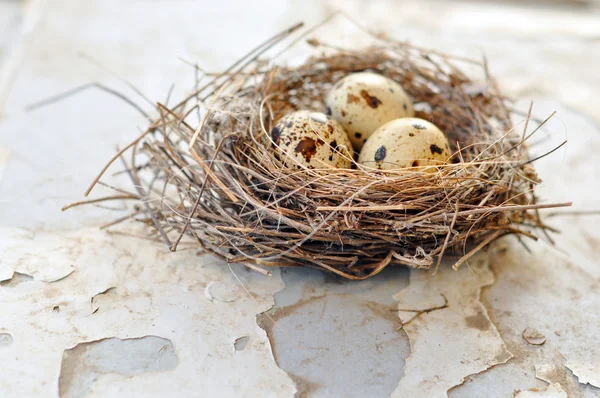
270 110 353 169
325 72 414 151
358 118 451 171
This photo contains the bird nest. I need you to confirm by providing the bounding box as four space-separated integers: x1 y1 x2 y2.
75 23 569 280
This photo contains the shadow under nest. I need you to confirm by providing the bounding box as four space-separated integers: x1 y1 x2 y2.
79 25 568 280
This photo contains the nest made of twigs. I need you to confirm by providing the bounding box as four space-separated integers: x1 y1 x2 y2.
75 23 570 280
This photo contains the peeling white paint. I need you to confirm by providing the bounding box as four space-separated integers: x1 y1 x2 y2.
0 332 14 347
565 361 600 389
454 233 600 397
514 383 568 398
59 336 178 398
0 226 295 398
523 329 546 346
0 264 14 282
0 227 77 282
392 254 512 397
448 101 600 397
259 266 411 398
535 364 563 385
205 281 240 303
234 336 250 352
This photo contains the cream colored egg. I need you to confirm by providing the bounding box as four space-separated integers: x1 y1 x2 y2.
326 72 414 151
269 110 353 169
358 118 451 171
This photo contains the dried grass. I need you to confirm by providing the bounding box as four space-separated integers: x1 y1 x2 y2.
70 23 570 280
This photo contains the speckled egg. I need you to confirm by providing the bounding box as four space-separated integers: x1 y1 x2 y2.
269 110 353 169
358 118 451 171
325 72 414 151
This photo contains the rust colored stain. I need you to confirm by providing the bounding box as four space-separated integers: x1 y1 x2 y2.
360 90 382 108
347 93 361 104
465 312 491 331
295 137 324 162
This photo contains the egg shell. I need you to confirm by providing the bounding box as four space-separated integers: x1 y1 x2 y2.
325 72 414 151
269 110 353 170
358 118 451 171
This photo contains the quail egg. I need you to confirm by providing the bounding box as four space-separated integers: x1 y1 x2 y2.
270 110 353 169
358 118 451 171
325 72 414 151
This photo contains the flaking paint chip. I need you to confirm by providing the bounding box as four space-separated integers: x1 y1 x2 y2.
205 281 240 303
0 226 295 396
59 336 178 398
0 333 13 347
234 336 250 351
391 254 512 397
522 328 546 346
565 360 600 388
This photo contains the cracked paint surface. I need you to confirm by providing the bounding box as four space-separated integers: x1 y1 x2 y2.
392 255 512 397
0 227 295 397
258 266 411 397
0 228 76 282
450 101 600 397
59 336 178 398
2 0 600 396
565 361 600 389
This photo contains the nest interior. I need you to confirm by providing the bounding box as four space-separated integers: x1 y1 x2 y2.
79 26 566 280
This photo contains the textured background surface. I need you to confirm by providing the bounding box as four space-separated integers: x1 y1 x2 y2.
1 1 599 397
